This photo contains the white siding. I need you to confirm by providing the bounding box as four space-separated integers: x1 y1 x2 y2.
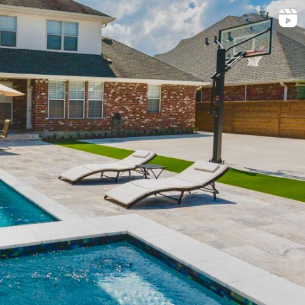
1 10 102 55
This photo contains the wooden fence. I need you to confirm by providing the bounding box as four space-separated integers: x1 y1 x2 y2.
196 100 305 139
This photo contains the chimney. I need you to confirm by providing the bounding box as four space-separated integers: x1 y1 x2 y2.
259 10 267 18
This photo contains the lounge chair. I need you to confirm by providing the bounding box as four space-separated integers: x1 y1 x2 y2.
59 150 156 184
0 120 11 151
104 161 229 209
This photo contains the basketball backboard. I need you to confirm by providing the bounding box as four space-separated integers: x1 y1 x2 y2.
219 18 274 60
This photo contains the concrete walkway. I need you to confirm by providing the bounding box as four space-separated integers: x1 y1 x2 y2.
85 132 305 180
1 140 305 289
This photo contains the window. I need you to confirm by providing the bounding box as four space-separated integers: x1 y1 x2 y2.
47 21 62 50
0 81 13 122
0 16 17 47
47 21 78 51
48 81 65 118
148 85 161 113
64 22 78 51
69 82 84 119
297 86 305 100
0 102 12 122
88 82 104 118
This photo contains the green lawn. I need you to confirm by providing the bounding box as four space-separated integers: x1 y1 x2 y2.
50 140 305 203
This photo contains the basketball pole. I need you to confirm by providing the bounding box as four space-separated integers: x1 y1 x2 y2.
211 48 226 164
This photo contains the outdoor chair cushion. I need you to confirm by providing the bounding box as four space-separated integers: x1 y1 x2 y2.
133 150 151 158
194 161 220 173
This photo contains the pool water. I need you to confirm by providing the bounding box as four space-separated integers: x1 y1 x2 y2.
0 180 56 227
0 243 231 305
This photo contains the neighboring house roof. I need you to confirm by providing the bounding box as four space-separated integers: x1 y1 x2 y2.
0 41 202 83
101 37 202 82
0 0 110 17
155 13 305 84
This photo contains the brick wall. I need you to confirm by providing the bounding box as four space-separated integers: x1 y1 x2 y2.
201 82 298 102
32 80 197 132
32 80 48 131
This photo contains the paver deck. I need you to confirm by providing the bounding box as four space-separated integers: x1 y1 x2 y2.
1 139 305 289
85 132 305 180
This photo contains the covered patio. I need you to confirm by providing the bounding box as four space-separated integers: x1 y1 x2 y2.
0 79 29 130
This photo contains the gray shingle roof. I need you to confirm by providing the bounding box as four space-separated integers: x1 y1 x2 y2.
102 38 202 82
0 0 110 17
155 14 305 83
0 48 116 77
0 40 202 82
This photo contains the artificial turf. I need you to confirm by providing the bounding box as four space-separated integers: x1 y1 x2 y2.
51 140 193 173
218 169 305 203
50 139 305 203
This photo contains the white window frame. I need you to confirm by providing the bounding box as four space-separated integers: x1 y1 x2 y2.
87 82 104 119
46 20 79 52
0 15 17 48
147 85 161 113
48 81 66 119
68 81 85 119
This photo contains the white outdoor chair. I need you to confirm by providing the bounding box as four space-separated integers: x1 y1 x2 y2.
104 161 229 209
59 150 156 184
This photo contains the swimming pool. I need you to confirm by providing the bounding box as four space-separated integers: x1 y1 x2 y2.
0 242 231 305
0 180 56 227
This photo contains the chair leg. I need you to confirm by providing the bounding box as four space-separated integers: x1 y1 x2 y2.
115 172 120 182
212 182 218 200
101 171 104 178
178 191 185 205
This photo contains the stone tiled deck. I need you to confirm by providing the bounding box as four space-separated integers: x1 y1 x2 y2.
1 139 305 289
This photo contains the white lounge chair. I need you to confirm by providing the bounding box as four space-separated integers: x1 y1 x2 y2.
59 150 156 184
104 161 229 209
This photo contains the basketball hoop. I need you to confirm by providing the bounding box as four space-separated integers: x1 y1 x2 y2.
247 56 262 66
245 49 265 67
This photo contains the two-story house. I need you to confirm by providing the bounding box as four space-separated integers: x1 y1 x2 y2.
0 0 205 138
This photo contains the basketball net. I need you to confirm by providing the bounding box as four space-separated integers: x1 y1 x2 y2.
247 56 262 67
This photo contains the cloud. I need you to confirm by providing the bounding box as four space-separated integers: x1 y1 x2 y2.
263 0 305 27
98 0 211 55
79 0 293 56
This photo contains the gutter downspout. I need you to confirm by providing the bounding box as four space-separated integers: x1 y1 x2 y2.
244 85 247 101
278 82 288 137
280 82 288 101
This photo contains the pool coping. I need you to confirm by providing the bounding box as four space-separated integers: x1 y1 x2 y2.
1 215 305 305
0 168 81 222
1 170 305 304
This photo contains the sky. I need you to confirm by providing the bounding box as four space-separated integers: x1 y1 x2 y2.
78 0 305 56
